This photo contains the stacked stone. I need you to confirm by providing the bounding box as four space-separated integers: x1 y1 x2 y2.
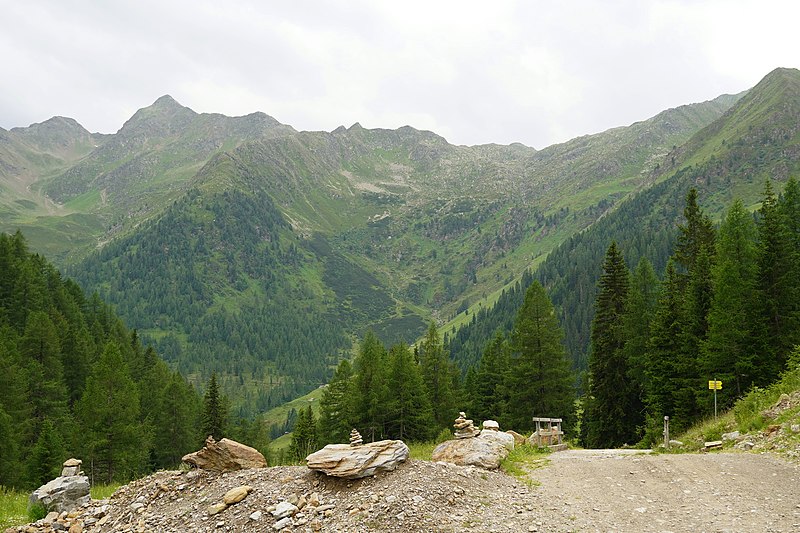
453 412 480 439
349 428 363 447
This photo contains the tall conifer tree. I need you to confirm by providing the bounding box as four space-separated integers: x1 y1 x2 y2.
703 200 759 403
584 242 635 448
506 282 575 433
201 372 227 441
385 343 434 441
351 331 388 441
420 323 455 429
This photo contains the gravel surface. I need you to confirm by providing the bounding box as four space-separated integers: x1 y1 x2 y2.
8 450 800 532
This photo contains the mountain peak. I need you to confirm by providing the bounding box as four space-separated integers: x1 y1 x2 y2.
152 94 185 109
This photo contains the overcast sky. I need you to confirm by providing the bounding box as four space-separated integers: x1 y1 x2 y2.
0 0 797 149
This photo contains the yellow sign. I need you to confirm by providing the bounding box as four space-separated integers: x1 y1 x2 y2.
708 380 722 390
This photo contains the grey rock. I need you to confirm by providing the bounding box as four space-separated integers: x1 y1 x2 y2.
721 431 740 441
29 475 91 514
431 430 514 469
249 510 262 521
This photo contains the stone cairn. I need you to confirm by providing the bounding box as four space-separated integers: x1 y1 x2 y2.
453 412 480 439
349 428 363 447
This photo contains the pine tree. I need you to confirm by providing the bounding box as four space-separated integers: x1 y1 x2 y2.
201 372 227 441
470 331 511 424
419 322 455 429
152 372 198 468
0 406 19 486
289 406 318 461
703 199 759 404
506 282 575 433
674 188 716 277
645 262 684 434
351 331 388 441
622 258 659 423
385 343 434 441
27 418 66 487
77 342 147 484
584 242 635 448
317 359 354 445
757 180 799 371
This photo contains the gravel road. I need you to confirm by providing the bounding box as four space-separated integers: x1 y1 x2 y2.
524 449 800 533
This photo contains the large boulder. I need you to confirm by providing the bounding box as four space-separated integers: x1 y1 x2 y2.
431 430 515 469
182 436 267 472
29 475 90 514
306 440 409 479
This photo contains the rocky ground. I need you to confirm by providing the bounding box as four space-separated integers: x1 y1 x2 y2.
8 449 800 533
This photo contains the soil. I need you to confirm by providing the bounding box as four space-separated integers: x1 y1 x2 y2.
8 450 800 532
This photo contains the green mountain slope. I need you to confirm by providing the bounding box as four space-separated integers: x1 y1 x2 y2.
449 67 800 373
0 86 742 415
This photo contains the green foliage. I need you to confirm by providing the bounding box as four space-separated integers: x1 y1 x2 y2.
316 360 353 445
507 282 575 433
201 373 227 442
584 243 637 447
27 502 47 522
0 231 201 489
351 331 389 442
420 323 457 430
77 342 149 484
385 343 435 441
288 406 318 462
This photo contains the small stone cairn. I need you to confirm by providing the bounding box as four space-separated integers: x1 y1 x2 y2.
453 412 480 439
349 428 363 447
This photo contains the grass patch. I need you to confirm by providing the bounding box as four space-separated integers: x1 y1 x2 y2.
91 483 122 500
0 487 29 529
407 441 438 461
499 444 551 486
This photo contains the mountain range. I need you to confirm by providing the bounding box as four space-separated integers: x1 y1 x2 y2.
2 67 797 415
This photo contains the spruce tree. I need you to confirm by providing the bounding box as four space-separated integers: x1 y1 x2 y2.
703 199 759 404
757 180 799 371
351 331 388 441
645 262 684 434
27 418 66 487
674 188 716 277
201 372 227 442
506 282 575 433
385 343 434 441
152 372 198 468
471 331 511 424
77 342 147 484
289 406 318 461
622 258 659 422
0 406 19 486
584 242 635 448
419 322 455 429
317 359 354 445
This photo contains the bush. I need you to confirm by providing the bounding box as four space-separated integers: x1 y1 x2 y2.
27 502 47 522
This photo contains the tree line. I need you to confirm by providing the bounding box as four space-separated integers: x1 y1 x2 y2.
290 281 578 460
583 181 800 447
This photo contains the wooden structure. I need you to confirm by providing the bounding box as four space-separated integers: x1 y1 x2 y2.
530 417 563 447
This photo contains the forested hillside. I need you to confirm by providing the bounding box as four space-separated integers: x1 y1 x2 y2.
0 231 200 488
449 67 800 375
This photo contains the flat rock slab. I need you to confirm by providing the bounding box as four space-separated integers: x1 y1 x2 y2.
306 440 409 479
431 430 515 470
182 437 267 472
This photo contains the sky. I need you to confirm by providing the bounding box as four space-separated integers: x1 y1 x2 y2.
0 0 797 149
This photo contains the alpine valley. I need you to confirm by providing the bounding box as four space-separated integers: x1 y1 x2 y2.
2 67 799 418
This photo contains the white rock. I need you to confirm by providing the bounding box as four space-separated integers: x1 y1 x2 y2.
482 420 500 431
249 510 262 521
271 501 298 519
273 516 293 530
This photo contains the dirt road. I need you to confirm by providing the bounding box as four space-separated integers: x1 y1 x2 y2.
524 449 800 532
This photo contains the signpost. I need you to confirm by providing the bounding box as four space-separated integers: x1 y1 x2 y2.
708 379 722 419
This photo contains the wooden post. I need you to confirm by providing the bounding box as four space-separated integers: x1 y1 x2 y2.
663 416 670 449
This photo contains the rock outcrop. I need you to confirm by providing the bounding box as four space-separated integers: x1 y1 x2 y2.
29 459 90 513
306 439 409 479
182 436 267 472
431 429 515 469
